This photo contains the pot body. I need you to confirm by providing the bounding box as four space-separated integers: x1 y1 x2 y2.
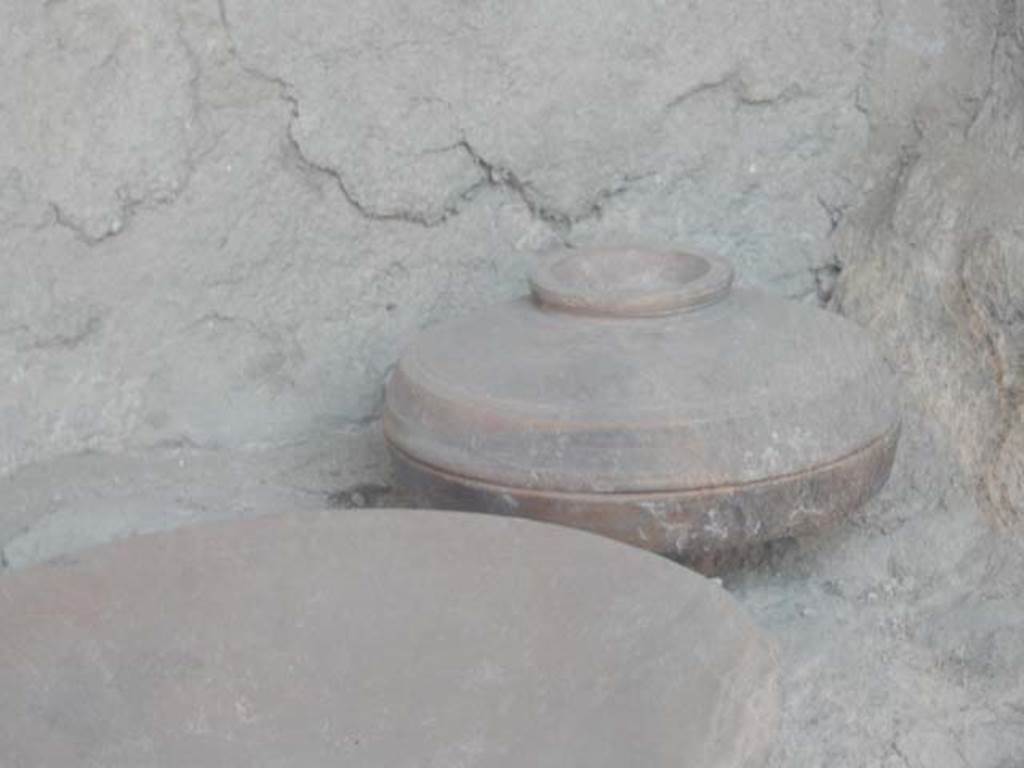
384 248 901 566
389 423 898 570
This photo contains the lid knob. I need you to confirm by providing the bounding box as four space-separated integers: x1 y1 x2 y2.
528 248 734 317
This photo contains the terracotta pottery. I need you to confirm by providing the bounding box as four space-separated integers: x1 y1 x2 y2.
0 509 777 767
385 247 900 566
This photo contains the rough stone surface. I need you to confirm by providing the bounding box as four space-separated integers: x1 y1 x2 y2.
0 508 777 768
729 404 1024 767
0 427 394 569
0 0 1002 483
834 0 1024 525
836 146 1024 527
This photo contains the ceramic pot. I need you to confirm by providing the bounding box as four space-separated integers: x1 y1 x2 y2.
385 247 900 566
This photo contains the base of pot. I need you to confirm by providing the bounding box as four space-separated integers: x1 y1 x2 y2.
388 423 900 573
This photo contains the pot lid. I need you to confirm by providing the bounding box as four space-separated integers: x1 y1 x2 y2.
385 248 899 493
0 509 777 767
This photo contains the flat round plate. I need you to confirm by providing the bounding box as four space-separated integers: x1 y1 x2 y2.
0 509 777 767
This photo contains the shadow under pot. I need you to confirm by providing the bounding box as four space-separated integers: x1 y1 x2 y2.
384 247 900 570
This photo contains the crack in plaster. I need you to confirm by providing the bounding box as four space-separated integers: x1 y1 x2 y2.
812 196 848 305
217 0 466 228
28 315 104 352
664 73 738 111
664 70 810 114
38 0 712 247
47 202 125 246
215 0 651 238
966 11 1008 140
45 9 210 247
